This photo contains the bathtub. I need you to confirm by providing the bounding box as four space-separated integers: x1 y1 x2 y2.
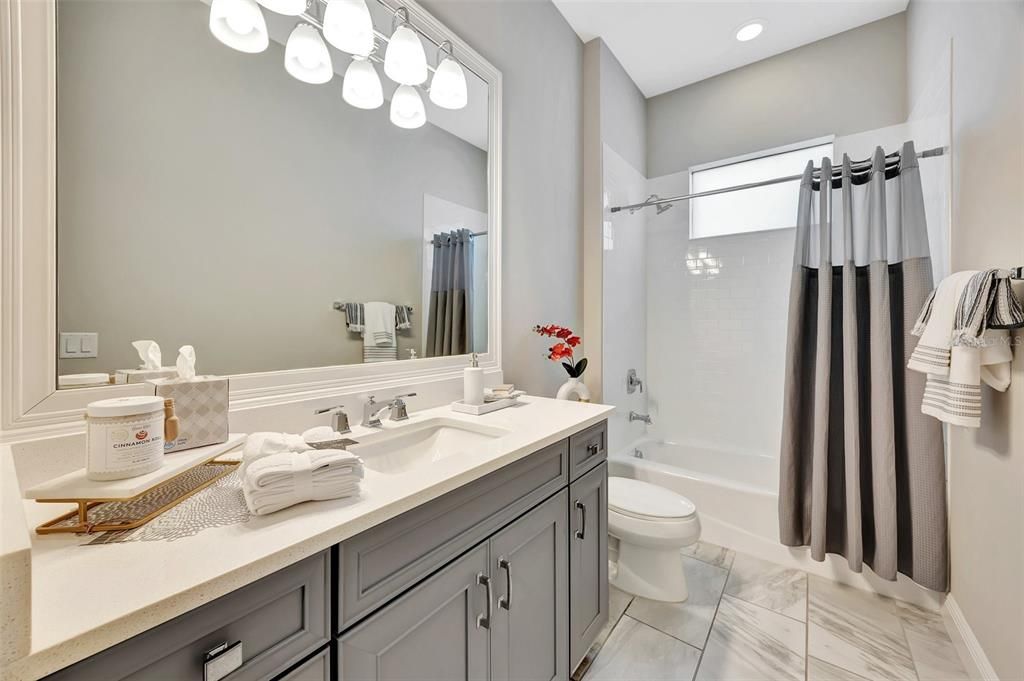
609 438 946 611
609 439 780 544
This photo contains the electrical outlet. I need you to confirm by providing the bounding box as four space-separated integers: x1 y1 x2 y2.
59 332 98 359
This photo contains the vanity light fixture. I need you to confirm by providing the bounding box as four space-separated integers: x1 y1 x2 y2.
285 24 333 84
343 56 384 109
429 41 467 110
209 0 269 53
735 20 764 42
384 8 428 85
390 84 426 128
322 0 375 56
256 0 307 16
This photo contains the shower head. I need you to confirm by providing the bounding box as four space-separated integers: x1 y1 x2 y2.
629 194 674 215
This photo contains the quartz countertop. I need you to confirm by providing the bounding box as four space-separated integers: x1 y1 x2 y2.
3 396 613 680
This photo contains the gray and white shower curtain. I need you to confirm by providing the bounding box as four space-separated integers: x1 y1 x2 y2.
778 141 948 592
425 228 474 357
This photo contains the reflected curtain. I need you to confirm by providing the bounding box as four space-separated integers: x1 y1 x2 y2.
425 229 474 357
778 142 948 592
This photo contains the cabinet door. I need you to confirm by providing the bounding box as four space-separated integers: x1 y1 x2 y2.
339 543 490 681
568 462 609 670
489 490 568 681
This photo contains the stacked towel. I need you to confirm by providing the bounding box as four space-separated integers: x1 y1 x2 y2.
242 432 311 473
242 448 364 516
363 301 398 363
909 270 1019 427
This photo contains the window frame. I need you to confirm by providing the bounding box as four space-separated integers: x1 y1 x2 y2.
687 135 835 240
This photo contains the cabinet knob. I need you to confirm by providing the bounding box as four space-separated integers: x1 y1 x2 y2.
587 442 600 456
204 641 243 681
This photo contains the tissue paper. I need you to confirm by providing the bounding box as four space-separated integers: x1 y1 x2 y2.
176 345 197 380
132 340 161 370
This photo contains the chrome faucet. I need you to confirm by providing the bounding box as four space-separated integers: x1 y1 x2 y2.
363 393 417 427
313 404 351 434
628 411 652 424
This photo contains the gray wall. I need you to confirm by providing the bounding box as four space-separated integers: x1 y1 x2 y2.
646 13 908 177
57 0 487 376
597 41 646 174
419 0 583 396
907 1 1024 678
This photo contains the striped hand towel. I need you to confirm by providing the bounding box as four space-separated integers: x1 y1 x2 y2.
343 303 365 333
396 305 413 331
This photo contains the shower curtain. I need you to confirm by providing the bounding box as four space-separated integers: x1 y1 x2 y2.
425 228 474 357
778 141 948 592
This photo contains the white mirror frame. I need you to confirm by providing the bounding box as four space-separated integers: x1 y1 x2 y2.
0 0 502 440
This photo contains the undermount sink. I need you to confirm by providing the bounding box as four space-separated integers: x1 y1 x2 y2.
348 417 511 475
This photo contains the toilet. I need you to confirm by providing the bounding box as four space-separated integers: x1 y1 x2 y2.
608 477 701 602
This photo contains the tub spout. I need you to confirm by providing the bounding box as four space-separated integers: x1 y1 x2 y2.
629 411 652 424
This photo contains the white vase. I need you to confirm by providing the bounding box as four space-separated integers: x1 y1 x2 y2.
556 376 591 402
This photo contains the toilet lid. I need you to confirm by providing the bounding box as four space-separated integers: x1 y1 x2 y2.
608 477 696 519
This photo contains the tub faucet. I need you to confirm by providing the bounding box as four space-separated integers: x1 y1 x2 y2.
628 411 652 424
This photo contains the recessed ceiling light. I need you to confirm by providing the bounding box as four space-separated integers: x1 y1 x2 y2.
735 21 764 42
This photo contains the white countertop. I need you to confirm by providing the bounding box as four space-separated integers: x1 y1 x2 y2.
3 397 613 680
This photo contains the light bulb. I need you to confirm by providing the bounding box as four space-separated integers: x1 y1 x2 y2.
390 84 426 128
342 57 384 109
384 24 427 85
735 21 764 42
429 56 467 109
256 0 306 16
209 0 269 53
284 24 333 84
322 0 374 56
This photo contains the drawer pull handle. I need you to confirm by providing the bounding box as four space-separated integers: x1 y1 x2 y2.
498 557 512 610
587 442 600 456
477 572 493 629
204 641 243 681
575 500 586 540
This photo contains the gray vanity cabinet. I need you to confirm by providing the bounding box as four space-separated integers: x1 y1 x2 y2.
338 543 491 681
489 490 568 681
568 461 609 669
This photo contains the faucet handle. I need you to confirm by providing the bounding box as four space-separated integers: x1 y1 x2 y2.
313 404 351 434
393 392 417 402
313 404 346 415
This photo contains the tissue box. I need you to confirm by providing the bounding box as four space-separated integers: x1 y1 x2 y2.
148 375 229 453
115 367 179 384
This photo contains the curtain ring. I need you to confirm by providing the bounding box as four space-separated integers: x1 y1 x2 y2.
392 6 410 34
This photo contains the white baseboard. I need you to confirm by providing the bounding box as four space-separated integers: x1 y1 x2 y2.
942 595 998 680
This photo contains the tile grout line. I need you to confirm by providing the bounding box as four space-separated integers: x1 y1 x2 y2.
804 573 810 681
690 550 734 680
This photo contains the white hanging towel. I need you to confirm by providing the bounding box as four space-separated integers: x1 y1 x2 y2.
363 301 398 362
242 448 364 516
909 271 1013 427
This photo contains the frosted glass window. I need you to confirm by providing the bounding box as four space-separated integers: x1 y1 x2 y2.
689 140 833 239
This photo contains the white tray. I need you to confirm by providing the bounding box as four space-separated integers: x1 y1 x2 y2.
25 434 246 501
451 396 521 415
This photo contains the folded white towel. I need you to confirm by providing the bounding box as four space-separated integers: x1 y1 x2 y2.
242 432 311 473
242 449 364 516
365 301 397 347
909 271 1013 428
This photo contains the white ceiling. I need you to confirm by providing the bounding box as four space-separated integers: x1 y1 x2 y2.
552 0 908 97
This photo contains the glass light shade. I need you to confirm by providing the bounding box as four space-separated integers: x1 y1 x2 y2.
384 25 427 85
390 84 426 128
209 0 269 53
429 56 467 109
284 24 333 84
256 0 306 16
322 0 375 56
342 58 384 109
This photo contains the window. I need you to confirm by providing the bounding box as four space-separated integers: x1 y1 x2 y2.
689 137 834 240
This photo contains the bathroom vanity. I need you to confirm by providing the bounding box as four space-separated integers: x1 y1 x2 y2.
6 403 610 681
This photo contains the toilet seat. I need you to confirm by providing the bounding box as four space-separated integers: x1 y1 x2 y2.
609 477 696 521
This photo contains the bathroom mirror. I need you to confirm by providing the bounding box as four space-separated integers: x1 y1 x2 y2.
53 0 497 387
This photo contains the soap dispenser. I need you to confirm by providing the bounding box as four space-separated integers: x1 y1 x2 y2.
464 353 484 406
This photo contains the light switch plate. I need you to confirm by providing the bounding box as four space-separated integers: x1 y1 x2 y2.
59 332 98 359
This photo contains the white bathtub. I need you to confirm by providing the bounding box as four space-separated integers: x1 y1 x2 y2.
609 438 946 611
609 439 780 543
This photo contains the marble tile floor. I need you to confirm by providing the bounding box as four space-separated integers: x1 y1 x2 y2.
581 542 969 681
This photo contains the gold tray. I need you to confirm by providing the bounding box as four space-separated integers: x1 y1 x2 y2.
35 460 239 535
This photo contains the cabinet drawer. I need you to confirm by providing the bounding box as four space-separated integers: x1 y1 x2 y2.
47 551 331 681
568 421 607 480
275 646 331 681
338 438 568 631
